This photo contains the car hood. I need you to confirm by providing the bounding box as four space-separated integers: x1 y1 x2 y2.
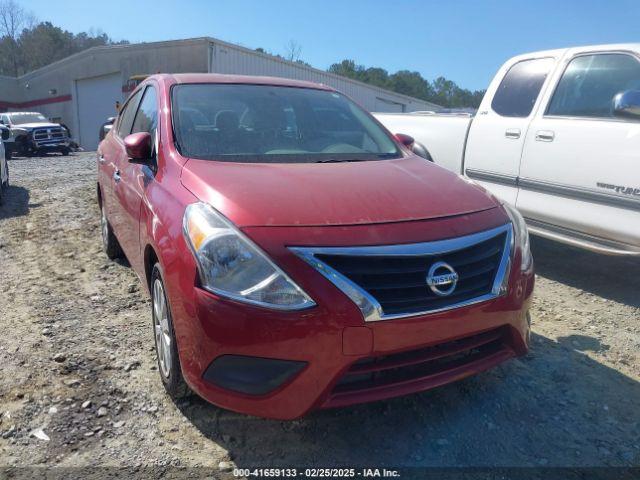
180 155 499 227
11 122 60 130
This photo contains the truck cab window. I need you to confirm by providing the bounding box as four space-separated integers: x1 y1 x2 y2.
491 58 554 117
546 53 640 119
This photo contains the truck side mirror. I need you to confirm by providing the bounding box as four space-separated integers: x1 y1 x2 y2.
124 132 152 164
394 133 415 148
613 90 640 119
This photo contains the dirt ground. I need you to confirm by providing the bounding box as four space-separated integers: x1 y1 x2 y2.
0 152 638 478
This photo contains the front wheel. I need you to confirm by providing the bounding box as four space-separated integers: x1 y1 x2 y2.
100 200 122 259
60 147 70 156
151 264 190 399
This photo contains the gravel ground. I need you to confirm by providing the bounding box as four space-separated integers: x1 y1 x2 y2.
0 152 638 478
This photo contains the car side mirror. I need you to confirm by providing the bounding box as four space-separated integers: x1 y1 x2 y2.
0 126 9 141
613 90 640 119
394 133 415 148
124 132 152 164
106 117 116 125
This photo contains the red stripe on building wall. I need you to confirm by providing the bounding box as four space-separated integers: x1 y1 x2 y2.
0 94 72 110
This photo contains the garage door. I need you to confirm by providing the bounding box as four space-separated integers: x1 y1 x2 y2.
76 73 122 151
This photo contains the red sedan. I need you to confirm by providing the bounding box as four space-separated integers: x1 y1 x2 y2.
97 74 534 420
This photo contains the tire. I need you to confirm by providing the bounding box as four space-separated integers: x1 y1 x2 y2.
151 263 190 399
60 147 70 156
99 200 123 259
0 159 7 205
5 149 11 160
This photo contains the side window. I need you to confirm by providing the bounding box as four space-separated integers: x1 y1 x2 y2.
131 86 158 134
116 90 143 137
491 58 555 117
546 54 640 119
0 114 7 125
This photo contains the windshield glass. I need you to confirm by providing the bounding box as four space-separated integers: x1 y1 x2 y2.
9 113 48 125
171 84 401 163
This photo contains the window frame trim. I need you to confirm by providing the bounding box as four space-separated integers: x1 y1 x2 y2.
542 49 640 123
490 56 556 119
131 85 159 136
115 88 144 139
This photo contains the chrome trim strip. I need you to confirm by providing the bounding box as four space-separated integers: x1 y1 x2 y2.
519 177 640 212
465 169 518 187
290 224 513 323
465 169 640 212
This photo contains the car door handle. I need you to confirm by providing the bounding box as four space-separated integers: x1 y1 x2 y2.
113 170 121 183
535 130 555 142
505 128 521 139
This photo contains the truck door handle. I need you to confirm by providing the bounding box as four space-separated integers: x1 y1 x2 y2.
505 128 521 139
535 130 555 142
113 170 121 183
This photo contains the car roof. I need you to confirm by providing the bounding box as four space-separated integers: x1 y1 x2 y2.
150 73 335 91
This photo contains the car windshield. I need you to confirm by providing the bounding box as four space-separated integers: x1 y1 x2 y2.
171 84 401 163
9 113 48 125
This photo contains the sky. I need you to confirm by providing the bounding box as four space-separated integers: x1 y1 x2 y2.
18 0 640 91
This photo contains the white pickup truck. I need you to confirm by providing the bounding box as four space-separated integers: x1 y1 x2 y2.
375 43 640 256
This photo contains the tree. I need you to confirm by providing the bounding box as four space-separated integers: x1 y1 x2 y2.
0 0 35 76
329 58 485 109
0 2 128 77
284 39 302 63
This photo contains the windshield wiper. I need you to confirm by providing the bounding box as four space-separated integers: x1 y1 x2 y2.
315 158 369 164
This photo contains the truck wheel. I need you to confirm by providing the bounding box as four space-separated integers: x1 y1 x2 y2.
151 263 190 399
100 201 123 260
61 147 70 156
5 149 11 160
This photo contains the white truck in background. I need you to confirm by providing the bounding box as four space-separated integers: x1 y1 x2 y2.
375 43 640 256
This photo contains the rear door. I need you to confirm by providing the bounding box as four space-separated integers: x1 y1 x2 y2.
517 49 640 250
464 55 558 204
111 84 158 270
99 89 143 247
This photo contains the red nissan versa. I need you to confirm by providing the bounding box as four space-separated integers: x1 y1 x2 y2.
97 74 534 420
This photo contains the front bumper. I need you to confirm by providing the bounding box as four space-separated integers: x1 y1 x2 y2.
165 208 535 419
34 139 70 149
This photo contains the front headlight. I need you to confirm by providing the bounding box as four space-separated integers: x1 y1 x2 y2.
183 202 315 310
503 203 532 271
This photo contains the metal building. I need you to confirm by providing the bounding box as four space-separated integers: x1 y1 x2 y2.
0 37 440 150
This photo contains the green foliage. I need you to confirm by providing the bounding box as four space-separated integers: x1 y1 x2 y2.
0 19 128 76
328 60 485 109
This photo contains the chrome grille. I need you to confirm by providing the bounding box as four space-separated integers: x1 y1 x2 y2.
291 224 512 322
33 127 66 142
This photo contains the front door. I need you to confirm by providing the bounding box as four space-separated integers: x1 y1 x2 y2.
516 50 640 250
112 84 158 271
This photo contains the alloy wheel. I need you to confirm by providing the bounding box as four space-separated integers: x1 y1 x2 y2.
153 279 172 378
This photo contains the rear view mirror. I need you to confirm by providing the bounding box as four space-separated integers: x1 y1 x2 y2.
124 132 152 163
0 126 9 141
394 133 415 148
613 90 640 119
